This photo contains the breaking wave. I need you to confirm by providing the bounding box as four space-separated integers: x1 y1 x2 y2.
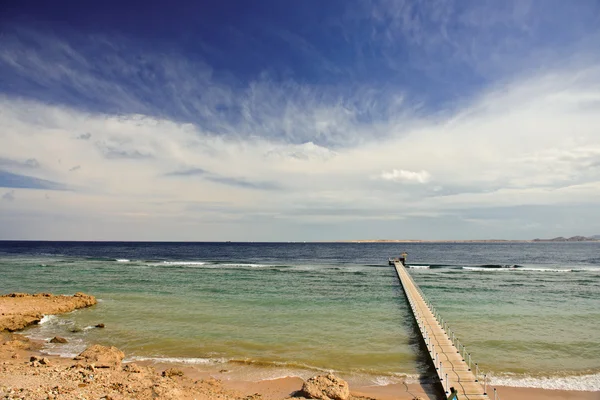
491 372 600 391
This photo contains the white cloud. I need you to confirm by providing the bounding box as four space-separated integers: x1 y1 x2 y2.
2 31 600 239
379 169 431 183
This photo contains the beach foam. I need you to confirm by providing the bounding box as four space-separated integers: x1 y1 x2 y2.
159 261 206 266
492 372 600 391
216 263 269 268
127 356 225 365
462 266 574 272
38 315 56 324
116 259 130 262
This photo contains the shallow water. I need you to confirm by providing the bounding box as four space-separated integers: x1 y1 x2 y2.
1 241 599 390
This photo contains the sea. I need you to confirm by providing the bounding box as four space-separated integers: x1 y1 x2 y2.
0 241 598 391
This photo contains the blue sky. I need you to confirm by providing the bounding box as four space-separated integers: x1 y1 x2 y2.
1 0 600 240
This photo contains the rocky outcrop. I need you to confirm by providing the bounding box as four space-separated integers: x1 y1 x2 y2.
300 374 350 400
162 368 184 378
50 336 68 343
123 363 142 373
0 292 97 332
0 348 243 400
75 344 125 368
30 355 51 366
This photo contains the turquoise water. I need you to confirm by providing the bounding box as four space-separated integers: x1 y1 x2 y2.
1 242 599 390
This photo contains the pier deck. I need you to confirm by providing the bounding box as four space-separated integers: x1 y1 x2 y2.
393 261 492 400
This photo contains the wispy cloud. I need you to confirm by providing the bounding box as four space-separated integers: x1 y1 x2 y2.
165 168 207 177
379 169 431 184
0 27 416 148
96 142 154 160
0 157 40 169
165 168 280 191
76 132 92 140
2 60 600 239
2 190 15 202
205 176 281 191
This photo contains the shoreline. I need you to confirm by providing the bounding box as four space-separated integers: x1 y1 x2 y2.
3 339 599 400
1 293 599 399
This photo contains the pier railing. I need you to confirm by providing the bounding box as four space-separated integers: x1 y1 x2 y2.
403 266 502 400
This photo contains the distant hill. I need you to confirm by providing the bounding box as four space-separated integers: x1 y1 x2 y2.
533 235 600 242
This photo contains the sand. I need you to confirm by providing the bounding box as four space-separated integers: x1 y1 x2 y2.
1 292 598 400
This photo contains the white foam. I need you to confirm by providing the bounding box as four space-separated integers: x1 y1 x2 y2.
116 259 130 262
370 376 399 386
217 263 267 268
463 267 510 271
38 315 56 324
408 265 430 269
364 373 420 386
519 267 572 272
126 356 226 365
462 267 573 272
491 373 600 391
159 261 206 266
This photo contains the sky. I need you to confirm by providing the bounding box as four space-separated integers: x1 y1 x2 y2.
1 0 600 241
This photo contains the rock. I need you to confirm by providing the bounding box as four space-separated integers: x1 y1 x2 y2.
40 357 51 365
300 374 350 400
76 344 124 368
3 339 30 350
0 314 43 332
162 368 184 378
0 292 97 332
49 336 68 343
412 397 425 400
95 323 105 328
123 363 141 373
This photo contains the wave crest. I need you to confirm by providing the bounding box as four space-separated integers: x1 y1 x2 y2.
491 372 600 391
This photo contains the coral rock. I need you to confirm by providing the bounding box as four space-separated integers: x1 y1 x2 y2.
76 344 125 368
162 368 184 378
300 374 350 400
123 363 142 373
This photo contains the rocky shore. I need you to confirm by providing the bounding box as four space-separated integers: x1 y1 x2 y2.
0 292 97 332
2 333 407 400
0 292 428 400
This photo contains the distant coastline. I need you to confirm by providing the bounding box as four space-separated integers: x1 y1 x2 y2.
341 235 600 243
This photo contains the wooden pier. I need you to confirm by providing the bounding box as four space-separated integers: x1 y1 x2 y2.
393 260 494 400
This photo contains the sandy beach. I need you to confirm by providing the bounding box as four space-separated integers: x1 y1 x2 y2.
1 292 598 400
